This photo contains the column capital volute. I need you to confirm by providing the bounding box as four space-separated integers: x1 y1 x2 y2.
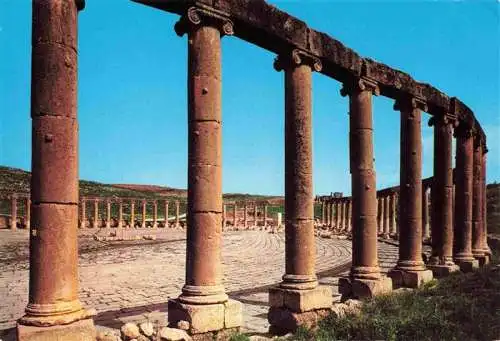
427 113 458 128
340 76 380 97
453 121 474 139
174 6 234 37
273 49 322 72
393 95 427 113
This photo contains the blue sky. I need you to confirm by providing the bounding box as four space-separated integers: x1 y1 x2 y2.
0 0 498 196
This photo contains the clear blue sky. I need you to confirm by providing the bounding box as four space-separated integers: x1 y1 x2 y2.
0 0 498 196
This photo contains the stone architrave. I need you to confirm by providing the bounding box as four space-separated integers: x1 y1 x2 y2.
268 50 332 333
79 199 86 229
130 200 135 228
10 194 17 230
17 1 95 339
338 77 392 299
167 9 242 336
428 115 460 276
388 97 433 288
452 124 478 271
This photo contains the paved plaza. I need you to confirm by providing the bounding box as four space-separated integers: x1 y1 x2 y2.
0 229 398 337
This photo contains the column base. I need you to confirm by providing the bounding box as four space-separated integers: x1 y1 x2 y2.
268 285 332 333
167 298 242 335
17 318 95 341
455 258 479 272
387 268 433 288
427 263 460 277
338 276 392 300
474 254 490 266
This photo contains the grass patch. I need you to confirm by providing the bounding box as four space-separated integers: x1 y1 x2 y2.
291 266 500 341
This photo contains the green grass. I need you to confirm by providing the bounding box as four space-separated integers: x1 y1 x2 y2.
290 265 500 341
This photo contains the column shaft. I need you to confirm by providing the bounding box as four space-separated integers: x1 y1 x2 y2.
152 201 158 228
175 201 180 228
233 203 237 227
164 201 169 227
79 199 86 229
25 197 31 230
93 199 99 228
422 188 430 240
130 200 135 228
396 100 425 270
481 152 490 258
106 200 111 228
141 201 146 228
118 201 123 228
383 196 390 235
182 24 225 303
10 195 17 230
430 116 455 265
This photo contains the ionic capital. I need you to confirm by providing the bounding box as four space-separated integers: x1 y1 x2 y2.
273 49 322 72
393 96 428 113
427 114 458 128
174 6 234 37
340 76 380 97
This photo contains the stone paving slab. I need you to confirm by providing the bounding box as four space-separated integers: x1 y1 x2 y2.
0 229 398 336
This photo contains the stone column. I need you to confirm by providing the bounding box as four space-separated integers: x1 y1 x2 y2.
388 97 432 288
222 204 227 231
472 138 484 262
422 187 430 240
338 201 344 231
338 77 392 299
118 200 123 229
141 200 147 228
321 201 326 225
10 194 17 230
377 197 384 235
17 0 95 338
233 203 237 227
325 202 330 227
152 200 158 228
383 196 390 237
25 197 31 230
334 201 340 230
244 203 248 229
481 150 491 264
452 124 478 271
164 201 169 228
79 199 86 229
268 50 331 332
93 199 99 228
130 200 135 228
168 10 241 335
264 204 268 228
106 200 111 229
253 204 258 228
390 193 397 236
175 200 180 228
428 115 460 276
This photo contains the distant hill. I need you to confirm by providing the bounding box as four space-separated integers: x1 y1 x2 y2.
0 166 282 202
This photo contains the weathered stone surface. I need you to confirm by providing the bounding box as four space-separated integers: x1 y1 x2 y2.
269 286 332 313
17 318 95 341
159 327 192 341
139 322 154 337
121 323 141 340
388 269 433 289
168 299 224 334
96 330 121 341
224 299 243 328
427 263 460 277
268 307 330 333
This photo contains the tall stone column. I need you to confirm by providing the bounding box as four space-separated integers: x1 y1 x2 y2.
481 150 491 264
422 187 430 240
338 77 392 299
268 50 331 332
253 204 258 228
428 115 460 276
325 202 330 227
346 199 352 233
175 200 180 228
334 201 340 230
233 203 237 227
321 201 326 225
244 203 248 229
168 9 241 335
452 124 478 271
264 205 268 228
130 200 135 228
390 193 397 236
152 200 158 228
25 197 31 230
377 197 384 235
388 97 432 288
92 199 99 228
222 204 227 231
141 200 147 228
79 199 86 229
106 200 111 229
10 194 17 230
118 200 123 229
164 201 169 228
340 201 346 231
17 0 95 338
383 196 390 237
